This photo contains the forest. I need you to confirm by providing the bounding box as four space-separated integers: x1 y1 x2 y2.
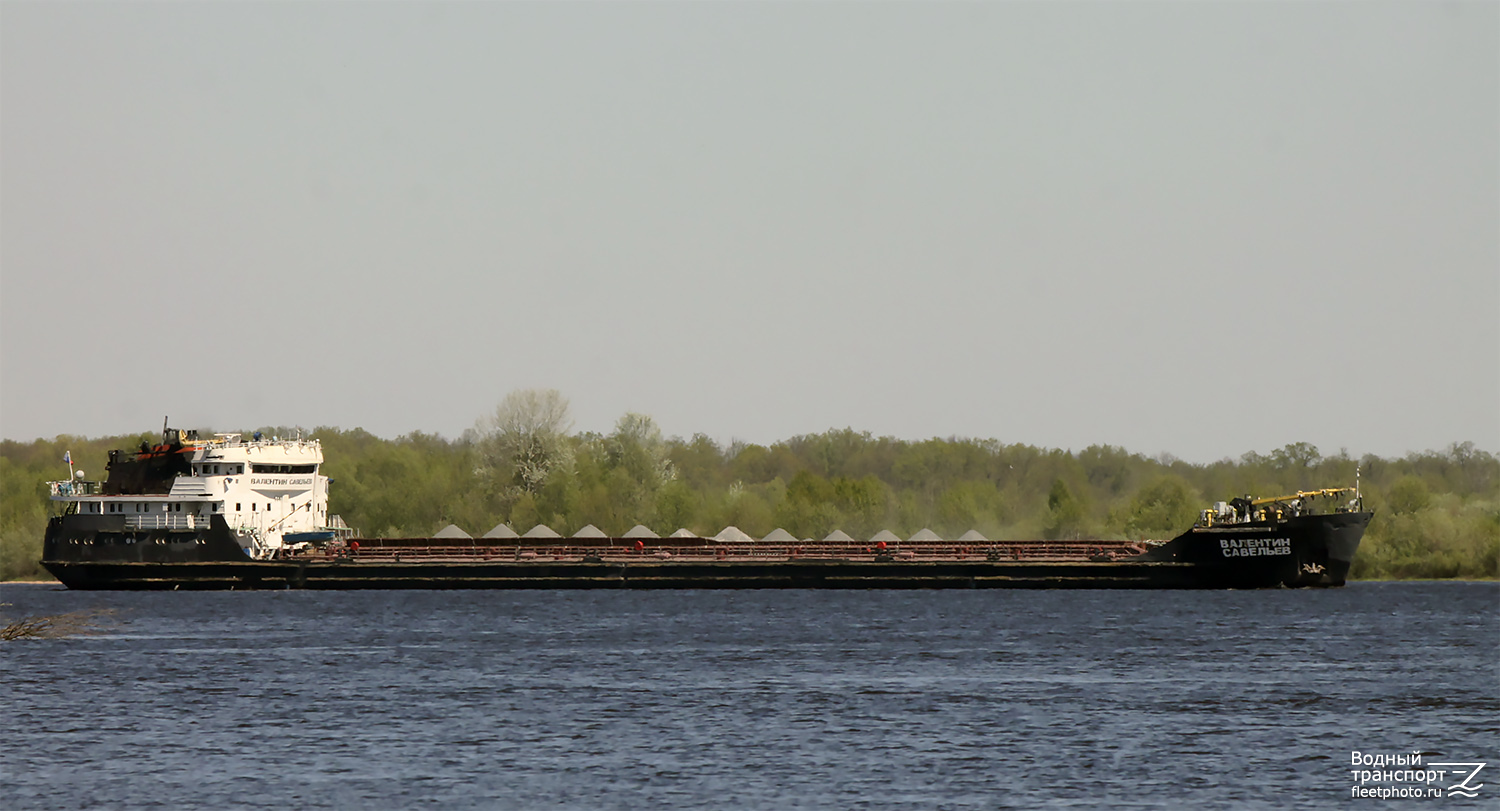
3 390 1495 581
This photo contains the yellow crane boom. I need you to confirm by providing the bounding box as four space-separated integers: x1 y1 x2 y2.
1250 487 1357 506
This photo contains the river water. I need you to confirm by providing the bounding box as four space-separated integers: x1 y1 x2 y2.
2 582 1495 809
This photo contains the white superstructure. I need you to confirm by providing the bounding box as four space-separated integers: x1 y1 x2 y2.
50 429 346 559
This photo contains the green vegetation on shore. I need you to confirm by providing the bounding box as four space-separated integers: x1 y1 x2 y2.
3 392 1495 581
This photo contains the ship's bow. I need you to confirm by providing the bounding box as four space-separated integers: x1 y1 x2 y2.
1293 510 1372 586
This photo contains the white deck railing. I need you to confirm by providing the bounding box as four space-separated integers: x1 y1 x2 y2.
124 514 209 531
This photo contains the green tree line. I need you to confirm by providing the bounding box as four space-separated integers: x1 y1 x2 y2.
3 392 1495 580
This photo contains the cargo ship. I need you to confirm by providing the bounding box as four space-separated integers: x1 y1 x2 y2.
41 425 1372 590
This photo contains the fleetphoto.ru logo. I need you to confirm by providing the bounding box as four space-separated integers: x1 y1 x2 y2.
1349 751 1487 800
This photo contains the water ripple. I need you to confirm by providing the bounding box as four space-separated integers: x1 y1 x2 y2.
1 582 1495 810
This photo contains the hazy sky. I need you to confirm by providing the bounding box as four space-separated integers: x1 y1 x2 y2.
2 2 1495 463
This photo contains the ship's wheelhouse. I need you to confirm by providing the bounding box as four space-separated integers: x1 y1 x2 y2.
50 427 333 558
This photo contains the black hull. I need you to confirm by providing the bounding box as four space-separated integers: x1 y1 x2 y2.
42 513 252 564
1137 510 1372 588
41 512 1371 591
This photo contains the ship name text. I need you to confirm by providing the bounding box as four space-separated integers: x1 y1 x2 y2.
1219 537 1292 557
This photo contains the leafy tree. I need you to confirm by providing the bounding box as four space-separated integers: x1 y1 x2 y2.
475 389 574 502
1044 478 1090 540
774 471 841 538
936 480 1006 538
668 434 730 492
1270 442 1322 470
608 413 675 490
1386 476 1431 515
1114 476 1199 539
721 485 775 537
654 480 701 534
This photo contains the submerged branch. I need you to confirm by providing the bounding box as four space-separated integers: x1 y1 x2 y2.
0 607 117 640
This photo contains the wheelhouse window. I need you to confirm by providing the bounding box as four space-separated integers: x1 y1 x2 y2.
250 463 317 474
